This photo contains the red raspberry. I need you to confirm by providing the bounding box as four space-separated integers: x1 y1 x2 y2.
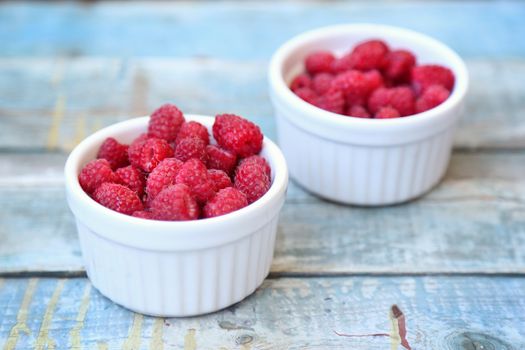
349 39 389 71
128 133 150 169
363 69 384 93
115 165 146 197
78 159 121 195
234 160 271 204
331 52 353 73
415 85 450 113
203 187 248 218
331 70 370 106
312 73 334 95
208 169 232 192
305 51 336 75
175 121 210 146
411 65 455 94
314 87 345 114
238 155 271 179
290 73 312 91
174 137 207 163
176 159 215 204
346 105 371 118
132 210 156 220
368 87 415 116
146 158 184 202
93 183 143 215
97 137 129 170
375 106 401 119
212 114 263 158
148 104 185 142
385 50 416 82
138 138 174 173
150 184 199 221
206 145 237 175
294 87 318 104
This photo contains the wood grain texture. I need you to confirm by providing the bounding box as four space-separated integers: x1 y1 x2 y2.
1 151 524 275
0 277 524 349
1 58 524 151
0 1 524 59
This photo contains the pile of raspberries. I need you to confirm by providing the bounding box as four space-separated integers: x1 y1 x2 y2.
78 104 271 220
290 39 455 118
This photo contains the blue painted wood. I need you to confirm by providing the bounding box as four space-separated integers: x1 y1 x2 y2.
1 152 524 275
1 58 525 151
0 1 524 59
0 277 524 349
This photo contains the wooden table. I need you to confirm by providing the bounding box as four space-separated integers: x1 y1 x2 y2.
1 1 525 349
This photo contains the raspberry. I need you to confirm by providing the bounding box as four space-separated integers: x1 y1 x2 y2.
138 138 174 173
290 73 312 91
314 87 345 114
97 137 129 170
331 53 353 73
234 160 271 204
150 184 199 221
294 87 318 104
305 51 336 75
115 165 146 197
349 39 389 71
175 121 210 146
93 183 143 215
132 210 156 220
238 155 271 179
175 159 215 204
148 103 185 142
203 187 248 218
312 73 334 95
208 169 232 192
368 87 415 116
213 114 263 158
363 69 384 93
206 145 237 175
128 133 150 169
375 106 401 119
331 70 370 106
146 158 184 201
174 137 207 163
78 159 121 195
385 50 416 82
415 85 450 113
411 65 455 94
346 105 371 118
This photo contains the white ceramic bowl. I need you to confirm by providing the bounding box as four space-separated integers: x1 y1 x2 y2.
64 115 288 317
269 24 468 205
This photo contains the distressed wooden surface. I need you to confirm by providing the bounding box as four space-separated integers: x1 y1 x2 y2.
0 277 524 349
1 1 525 59
1 151 525 275
1 0 525 348
1 58 525 151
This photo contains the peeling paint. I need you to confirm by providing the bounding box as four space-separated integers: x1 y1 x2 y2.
4 278 38 350
35 279 66 350
184 329 197 350
122 314 144 350
69 283 91 349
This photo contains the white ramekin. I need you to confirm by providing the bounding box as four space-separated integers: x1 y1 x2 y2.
269 24 468 205
64 115 288 317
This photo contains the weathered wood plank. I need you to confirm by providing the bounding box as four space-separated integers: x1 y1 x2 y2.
1 152 524 275
0 58 524 151
0 276 524 349
1 1 524 58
